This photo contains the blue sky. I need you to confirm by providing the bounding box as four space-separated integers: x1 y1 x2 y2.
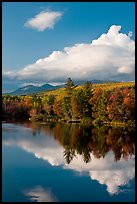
2 2 135 93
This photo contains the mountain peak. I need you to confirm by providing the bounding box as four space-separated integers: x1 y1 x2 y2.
8 83 62 96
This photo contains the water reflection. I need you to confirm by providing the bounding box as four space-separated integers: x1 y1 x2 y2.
2 122 135 195
24 123 135 163
24 186 58 202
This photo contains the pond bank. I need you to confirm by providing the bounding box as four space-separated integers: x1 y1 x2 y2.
29 116 135 127
3 116 135 128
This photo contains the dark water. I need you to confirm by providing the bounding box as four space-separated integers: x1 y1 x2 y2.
2 122 135 202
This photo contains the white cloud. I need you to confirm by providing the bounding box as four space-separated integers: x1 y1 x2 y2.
4 25 135 83
21 82 64 87
2 71 17 79
49 82 65 86
21 82 45 87
3 123 135 195
18 25 135 82
24 186 58 202
24 10 62 31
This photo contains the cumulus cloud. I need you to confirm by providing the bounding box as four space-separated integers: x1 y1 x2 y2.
24 186 58 202
24 10 62 31
3 123 135 195
3 25 135 83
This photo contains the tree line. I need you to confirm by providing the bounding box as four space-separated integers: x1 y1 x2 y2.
2 78 135 125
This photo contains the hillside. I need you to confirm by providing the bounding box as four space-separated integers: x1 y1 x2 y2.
37 81 135 97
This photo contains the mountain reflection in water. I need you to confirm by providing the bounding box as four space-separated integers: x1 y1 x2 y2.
2 122 135 195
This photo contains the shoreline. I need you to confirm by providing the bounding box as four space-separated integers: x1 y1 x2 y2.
2 117 135 128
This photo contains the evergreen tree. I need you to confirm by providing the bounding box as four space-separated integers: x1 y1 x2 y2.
65 77 77 95
82 81 93 118
72 89 85 120
63 78 77 119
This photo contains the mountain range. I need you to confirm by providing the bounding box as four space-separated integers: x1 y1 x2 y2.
4 79 116 96
7 84 63 96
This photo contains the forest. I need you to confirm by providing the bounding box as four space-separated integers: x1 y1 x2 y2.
2 78 135 126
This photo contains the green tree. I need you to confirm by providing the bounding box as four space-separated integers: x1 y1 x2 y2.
63 78 77 120
82 81 93 118
65 77 77 95
72 89 85 120
89 88 110 122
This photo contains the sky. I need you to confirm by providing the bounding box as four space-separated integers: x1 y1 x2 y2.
2 2 135 93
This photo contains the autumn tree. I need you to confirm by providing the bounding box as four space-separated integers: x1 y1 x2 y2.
122 87 135 122
53 95 64 118
43 95 55 116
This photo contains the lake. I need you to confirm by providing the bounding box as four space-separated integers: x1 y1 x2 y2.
2 122 135 202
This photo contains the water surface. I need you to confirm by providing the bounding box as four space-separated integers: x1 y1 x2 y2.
2 122 135 202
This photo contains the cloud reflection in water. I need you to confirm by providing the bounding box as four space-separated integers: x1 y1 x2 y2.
24 186 58 202
2 123 135 195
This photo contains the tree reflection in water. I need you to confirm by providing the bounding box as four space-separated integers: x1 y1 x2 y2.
26 122 135 164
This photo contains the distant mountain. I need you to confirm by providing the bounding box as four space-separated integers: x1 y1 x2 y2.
8 84 63 96
74 79 117 86
91 79 117 84
4 79 117 96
